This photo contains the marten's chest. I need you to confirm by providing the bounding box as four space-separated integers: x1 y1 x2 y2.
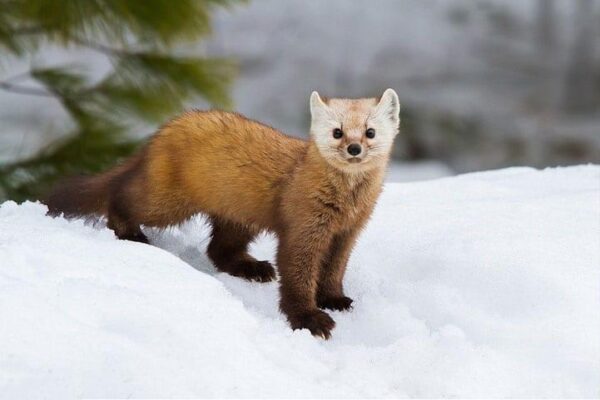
313 178 381 231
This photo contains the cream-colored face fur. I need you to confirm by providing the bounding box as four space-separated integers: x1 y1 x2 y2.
309 88 400 173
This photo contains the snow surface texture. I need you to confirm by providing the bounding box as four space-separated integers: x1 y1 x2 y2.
0 166 599 397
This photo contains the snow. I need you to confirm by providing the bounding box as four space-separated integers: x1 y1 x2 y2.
0 165 599 397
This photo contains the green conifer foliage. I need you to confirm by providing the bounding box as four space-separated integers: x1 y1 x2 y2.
0 0 239 201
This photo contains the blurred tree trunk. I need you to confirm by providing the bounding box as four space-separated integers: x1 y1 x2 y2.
534 0 561 112
562 0 597 114
535 0 557 57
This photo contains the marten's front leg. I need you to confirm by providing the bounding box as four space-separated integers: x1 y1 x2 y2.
277 221 335 339
316 229 360 311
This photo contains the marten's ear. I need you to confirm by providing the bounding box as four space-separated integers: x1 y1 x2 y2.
375 88 400 132
310 91 328 119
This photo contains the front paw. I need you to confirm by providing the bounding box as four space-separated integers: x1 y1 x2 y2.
317 295 353 311
289 310 336 339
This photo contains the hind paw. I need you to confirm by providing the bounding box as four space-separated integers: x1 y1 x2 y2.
119 231 149 244
224 259 276 282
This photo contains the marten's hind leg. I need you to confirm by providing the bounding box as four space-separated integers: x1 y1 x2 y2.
207 217 275 282
107 212 148 243
106 183 148 244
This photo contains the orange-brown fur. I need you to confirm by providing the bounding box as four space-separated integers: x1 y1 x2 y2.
46 90 399 338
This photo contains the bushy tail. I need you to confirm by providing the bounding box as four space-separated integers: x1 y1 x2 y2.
44 153 143 218
45 174 112 218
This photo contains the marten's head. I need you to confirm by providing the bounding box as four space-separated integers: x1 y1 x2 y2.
309 88 400 173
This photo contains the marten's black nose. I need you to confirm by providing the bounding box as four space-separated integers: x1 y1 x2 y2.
347 144 362 156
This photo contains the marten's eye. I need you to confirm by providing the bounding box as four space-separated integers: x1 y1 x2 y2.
332 128 343 139
366 128 376 139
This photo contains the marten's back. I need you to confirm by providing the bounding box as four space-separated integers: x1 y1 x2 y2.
141 110 308 229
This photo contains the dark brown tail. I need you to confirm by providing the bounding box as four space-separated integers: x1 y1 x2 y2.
44 153 143 218
45 174 112 218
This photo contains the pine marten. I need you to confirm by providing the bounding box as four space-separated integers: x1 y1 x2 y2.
46 89 401 339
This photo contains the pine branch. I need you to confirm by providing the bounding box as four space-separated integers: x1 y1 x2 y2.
67 34 128 56
0 81 55 97
0 0 242 201
6 25 49 35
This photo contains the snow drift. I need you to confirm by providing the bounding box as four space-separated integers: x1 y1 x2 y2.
0 166 598 397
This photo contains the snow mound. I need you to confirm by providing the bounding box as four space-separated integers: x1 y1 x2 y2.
1 166 599 397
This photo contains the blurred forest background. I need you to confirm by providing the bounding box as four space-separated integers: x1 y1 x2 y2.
1 0 599 201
